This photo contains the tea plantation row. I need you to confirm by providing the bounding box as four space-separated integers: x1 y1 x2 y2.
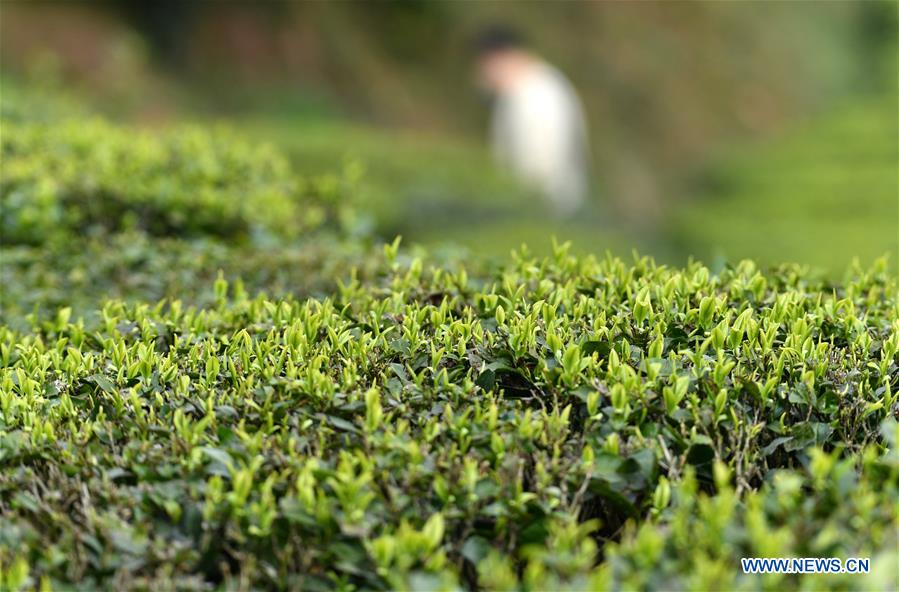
1 92 377 327
1 111 362 245
2 245 897 590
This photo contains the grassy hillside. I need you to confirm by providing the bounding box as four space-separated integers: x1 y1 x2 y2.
674 96 898 272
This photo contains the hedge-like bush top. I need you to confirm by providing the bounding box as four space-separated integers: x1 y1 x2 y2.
1 247 896 590
0 114 359 245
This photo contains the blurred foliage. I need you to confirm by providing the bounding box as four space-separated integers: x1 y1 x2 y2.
0 82 377 327
1 2 894 274
236 93 897 273
0 112 353 246
2 1 893 212
236 116 543 238
675 96 898 272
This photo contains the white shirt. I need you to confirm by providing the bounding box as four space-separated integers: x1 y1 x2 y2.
491 61 590 214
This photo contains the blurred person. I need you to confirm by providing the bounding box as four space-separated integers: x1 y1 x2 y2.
474 25 590 216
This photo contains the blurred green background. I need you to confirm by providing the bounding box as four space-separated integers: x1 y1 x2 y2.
2 0 896 273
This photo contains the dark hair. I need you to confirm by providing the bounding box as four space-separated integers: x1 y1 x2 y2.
473 24 525 56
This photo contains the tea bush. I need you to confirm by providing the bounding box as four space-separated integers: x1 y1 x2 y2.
0 114 358 245
1 245 896 590
0 87 376 333
599 442 899 591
